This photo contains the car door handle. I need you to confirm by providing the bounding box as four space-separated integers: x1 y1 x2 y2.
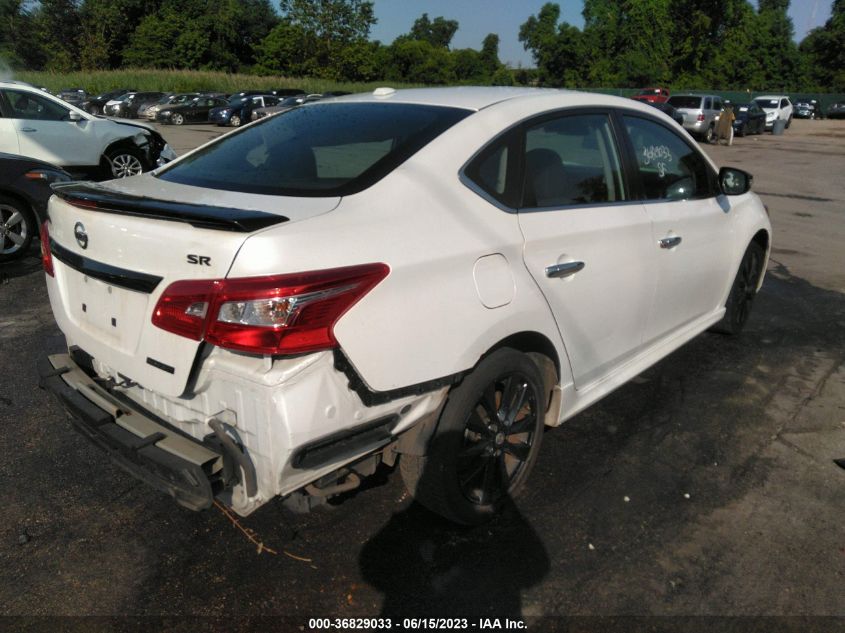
545 261 585 278
20 127 37 132
659 236 682 249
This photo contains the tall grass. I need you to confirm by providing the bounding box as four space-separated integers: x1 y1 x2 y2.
16 68 421 95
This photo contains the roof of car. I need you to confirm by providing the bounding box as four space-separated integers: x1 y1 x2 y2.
332 86 569 110
755 95 789 99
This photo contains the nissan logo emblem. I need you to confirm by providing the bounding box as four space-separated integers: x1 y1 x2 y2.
74 222 88 249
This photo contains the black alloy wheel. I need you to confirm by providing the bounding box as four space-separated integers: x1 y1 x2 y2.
400 348 546 524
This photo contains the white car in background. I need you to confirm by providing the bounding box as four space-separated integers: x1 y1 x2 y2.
0 81 176 179
39 87 771 525
754 95 793 130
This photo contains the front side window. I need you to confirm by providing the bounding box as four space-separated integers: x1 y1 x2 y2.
522 113 625 208
1 90 70 121
157 103 472 197
623 115 714 202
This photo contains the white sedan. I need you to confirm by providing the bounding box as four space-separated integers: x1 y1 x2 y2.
39 87 771 524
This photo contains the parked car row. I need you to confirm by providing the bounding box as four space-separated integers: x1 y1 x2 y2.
632 91 804 142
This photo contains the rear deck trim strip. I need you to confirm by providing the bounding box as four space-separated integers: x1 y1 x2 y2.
50 239 163 293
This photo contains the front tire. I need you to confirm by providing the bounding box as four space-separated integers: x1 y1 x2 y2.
0 195 35 262
172 113 184 126
229 114 241 127
400 348 546 525
104 147 145 179
711 242 765 335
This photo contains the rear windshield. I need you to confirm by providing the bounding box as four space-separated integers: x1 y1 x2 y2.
667 96 702 109
157 102 472 197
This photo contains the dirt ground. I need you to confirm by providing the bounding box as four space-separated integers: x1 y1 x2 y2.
0 115 843 632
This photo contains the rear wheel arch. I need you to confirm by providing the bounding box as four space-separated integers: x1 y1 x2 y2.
486 331 561 396
395 332 562 459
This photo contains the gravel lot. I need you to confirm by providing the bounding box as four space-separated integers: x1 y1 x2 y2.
1 116 844 630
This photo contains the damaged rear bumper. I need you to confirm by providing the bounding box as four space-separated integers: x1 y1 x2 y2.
38 352 229 511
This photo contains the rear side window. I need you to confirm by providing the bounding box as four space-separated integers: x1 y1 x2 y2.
157 103 472 197
522 113 625 208
623 115 715 201
667 96 703 110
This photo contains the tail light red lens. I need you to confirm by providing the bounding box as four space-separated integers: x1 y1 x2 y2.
152 263 389 355
40 221 54 277
151 279 218 341
697 113 705 122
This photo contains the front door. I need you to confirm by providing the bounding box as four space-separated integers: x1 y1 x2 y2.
0 88 100 167
620 114 735 345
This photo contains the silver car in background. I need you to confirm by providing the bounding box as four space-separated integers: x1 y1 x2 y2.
667 94 725 142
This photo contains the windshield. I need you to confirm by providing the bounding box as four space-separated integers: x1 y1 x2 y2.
667 96 702 109
157 102 472 197
227 96 247 106
638 89 661 95
755 99 779 109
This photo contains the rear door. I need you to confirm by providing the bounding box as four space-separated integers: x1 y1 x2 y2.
619 113 735 344
517 111 657 388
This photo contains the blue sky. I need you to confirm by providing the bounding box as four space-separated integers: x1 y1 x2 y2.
369 0 834 67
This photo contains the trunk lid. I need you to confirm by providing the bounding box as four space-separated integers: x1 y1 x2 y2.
46 177 339 397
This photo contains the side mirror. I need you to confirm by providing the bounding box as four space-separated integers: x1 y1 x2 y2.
719 167 752 196
67 111 83 123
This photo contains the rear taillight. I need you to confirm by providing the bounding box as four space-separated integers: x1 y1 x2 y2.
151 279 218 341
697 113 705 122
40 221 54 277
152 264 389 355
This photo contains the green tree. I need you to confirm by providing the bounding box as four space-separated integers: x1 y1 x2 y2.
387 39 454 84
519 3 586 87
800 0 845 91
33 0 82 71
451 48 485 82
480 33 501 76
276 0 376 78
0 0 40 68
78 0 150 70
754 0 800 90
406 12 459 48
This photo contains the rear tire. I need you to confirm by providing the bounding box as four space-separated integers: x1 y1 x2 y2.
704 125 715 143
710 242 765 335
400 348 545 525
0 195 36 262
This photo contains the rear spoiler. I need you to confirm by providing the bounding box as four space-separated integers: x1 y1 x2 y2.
51 182 288 233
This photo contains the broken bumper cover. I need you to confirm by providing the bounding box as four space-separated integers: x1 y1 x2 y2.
38 353 224 511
